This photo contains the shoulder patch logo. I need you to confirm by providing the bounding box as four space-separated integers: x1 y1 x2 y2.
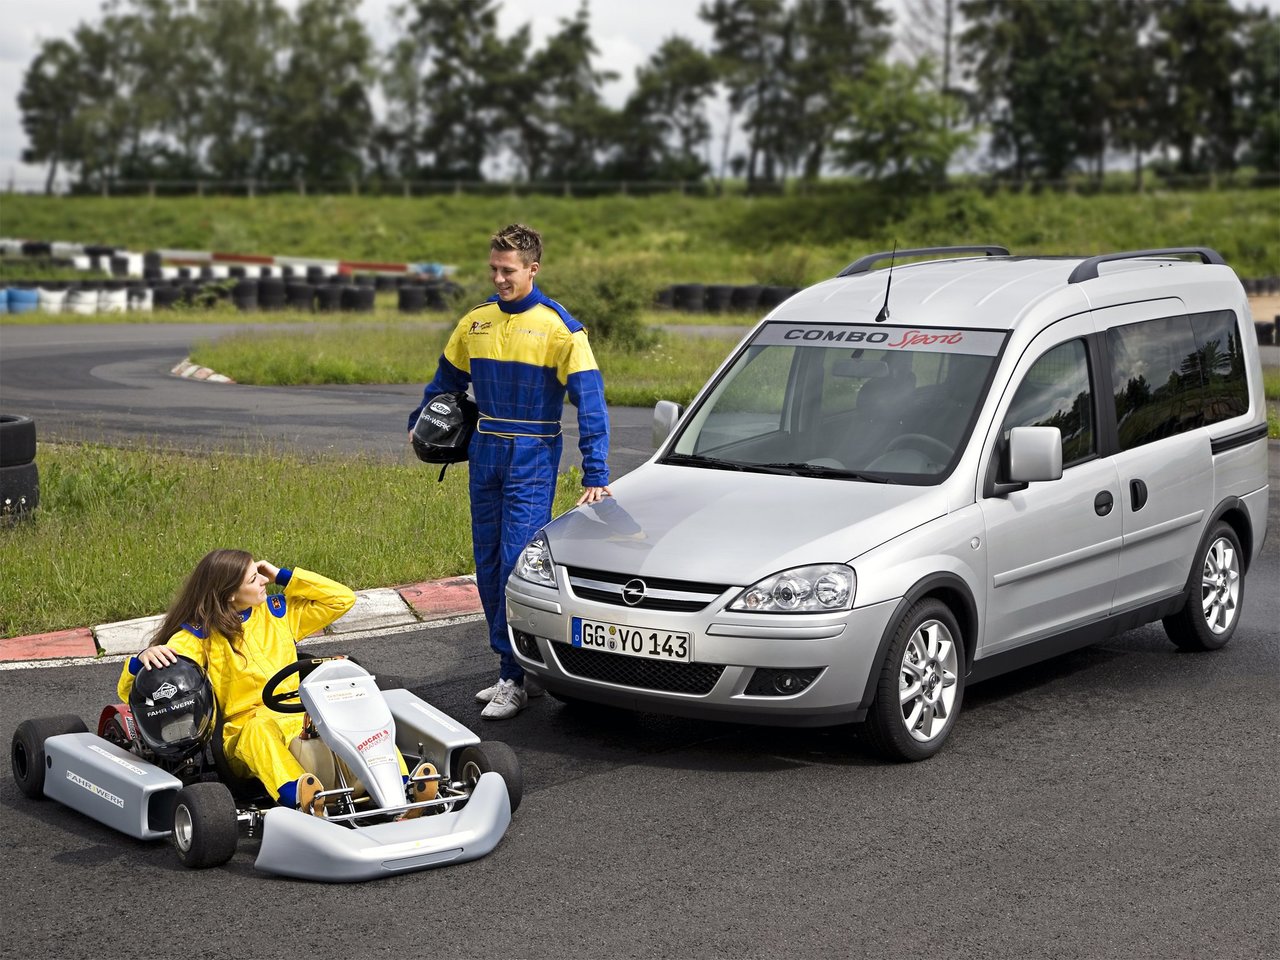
268 594 287 618
468 320 492 335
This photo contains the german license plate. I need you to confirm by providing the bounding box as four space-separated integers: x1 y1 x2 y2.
570 617 691 663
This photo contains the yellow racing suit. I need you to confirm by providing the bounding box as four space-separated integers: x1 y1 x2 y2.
118 567 358 803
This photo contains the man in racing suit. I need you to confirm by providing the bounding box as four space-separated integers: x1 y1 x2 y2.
408 224 611 720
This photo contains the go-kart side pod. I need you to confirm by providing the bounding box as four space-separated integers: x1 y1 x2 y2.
40 732 181 840
254 770 512 882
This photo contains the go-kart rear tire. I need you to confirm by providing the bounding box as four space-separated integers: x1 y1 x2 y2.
455 741 523 814
11 714 88 799
171 782 238 869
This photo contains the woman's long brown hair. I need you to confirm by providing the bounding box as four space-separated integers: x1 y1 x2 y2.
149 549 254 648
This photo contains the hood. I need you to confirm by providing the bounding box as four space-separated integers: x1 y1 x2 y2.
545 463 949 585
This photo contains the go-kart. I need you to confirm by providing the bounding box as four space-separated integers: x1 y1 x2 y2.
9 656 521 882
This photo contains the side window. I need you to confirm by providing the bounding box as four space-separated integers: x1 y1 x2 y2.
1003 339 1095 466
1190 309 1249 424
1107 314 1210 451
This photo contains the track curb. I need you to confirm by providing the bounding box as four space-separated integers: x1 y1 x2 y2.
1 576 482 662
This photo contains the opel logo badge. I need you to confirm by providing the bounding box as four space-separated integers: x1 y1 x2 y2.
621 579 646 606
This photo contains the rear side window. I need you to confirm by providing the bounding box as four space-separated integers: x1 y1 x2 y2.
1108 310 1248 451
1003 339 1095 466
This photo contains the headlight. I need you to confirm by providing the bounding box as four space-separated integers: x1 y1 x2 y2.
514 532 557 588
728 564 854 613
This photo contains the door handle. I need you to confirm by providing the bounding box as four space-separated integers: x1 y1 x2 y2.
1094 490 1114 517
1130 478 1148 511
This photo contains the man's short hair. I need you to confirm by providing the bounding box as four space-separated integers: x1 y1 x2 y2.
490 223 543 266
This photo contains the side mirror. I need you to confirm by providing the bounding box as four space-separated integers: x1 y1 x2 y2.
1007 426 1063 484
652 400 683 448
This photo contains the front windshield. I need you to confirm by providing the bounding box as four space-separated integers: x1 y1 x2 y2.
666 322 1006 483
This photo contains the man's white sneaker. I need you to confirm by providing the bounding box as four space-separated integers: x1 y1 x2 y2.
475 674 544 703
480 679 528 720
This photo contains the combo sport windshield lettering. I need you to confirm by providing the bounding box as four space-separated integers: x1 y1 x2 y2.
757 322 1006 355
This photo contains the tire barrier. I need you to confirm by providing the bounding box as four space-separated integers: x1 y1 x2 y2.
231 279 258 311
1257 321 1276 345
66 288 99 315
399 285 426 312
38 287 67 313
286 282 316 311
657 283 800 313
258 277 287 311
0 413 39 523
99 287 128 313
315 284 344 312
340 285 376 312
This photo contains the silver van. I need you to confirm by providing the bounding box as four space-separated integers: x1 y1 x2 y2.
505 246 1270 760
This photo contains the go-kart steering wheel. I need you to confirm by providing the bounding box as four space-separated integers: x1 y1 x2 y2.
262 657 341 713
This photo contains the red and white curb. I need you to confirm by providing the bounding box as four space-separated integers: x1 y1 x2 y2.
171 358 234 383
0 576 482 667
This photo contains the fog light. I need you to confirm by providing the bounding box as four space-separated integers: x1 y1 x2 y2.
743 667 823 697
512 629 545 664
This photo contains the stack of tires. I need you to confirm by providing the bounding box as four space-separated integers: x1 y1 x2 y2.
0 414 38 523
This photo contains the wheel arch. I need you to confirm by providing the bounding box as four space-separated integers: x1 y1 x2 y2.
1208 497 1253 575
854 572 978 712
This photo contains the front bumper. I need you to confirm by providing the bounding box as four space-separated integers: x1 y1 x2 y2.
254 772 511 882
505 576 898 727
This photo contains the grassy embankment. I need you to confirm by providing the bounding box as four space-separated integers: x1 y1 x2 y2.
0 443 588 639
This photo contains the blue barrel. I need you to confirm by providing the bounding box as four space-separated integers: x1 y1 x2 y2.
0 288 8 314
7 288 40 315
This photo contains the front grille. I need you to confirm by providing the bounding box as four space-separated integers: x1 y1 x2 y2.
553 644 724 695
566 566 729 612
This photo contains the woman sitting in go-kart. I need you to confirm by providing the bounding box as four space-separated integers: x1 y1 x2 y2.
118 548 435 818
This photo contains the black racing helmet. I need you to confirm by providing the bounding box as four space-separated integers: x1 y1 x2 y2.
128 655 216 761
412 391 478 465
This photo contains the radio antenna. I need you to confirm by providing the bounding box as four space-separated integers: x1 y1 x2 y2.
874 241 896 323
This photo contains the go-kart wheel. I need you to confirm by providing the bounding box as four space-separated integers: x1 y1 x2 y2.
11 714 88 799
171 782 238 868
455 741 523 814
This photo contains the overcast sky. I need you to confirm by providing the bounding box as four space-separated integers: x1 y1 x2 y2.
1 0 1274 190
0 0 729 189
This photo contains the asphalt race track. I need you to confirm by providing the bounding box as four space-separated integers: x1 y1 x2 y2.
1 323 1277 959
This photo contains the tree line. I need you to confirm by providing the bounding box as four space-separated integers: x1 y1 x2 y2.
17 0 1280 195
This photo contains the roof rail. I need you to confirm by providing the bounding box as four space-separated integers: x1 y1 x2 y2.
837 245 1010 278
1067 247 1226 284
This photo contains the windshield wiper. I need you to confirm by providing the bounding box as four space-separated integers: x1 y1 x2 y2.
748 462 889 482
661 452 748 471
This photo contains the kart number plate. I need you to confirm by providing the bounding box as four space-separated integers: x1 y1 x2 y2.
570 617 691 662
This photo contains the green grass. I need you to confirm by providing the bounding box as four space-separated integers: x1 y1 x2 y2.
188 324 741 406
4 188 1277 287
0 443 587 638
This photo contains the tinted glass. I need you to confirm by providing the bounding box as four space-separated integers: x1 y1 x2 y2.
1003 339 1095 465
1108 311 1248 451
1189 310 1249 424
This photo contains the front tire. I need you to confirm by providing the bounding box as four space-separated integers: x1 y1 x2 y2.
171 782 238 869
1163 521 1244 651
454 741 523 814
865 599 965 762
11 714 88 799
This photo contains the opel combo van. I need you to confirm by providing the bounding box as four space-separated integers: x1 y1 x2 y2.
505 246 1270 760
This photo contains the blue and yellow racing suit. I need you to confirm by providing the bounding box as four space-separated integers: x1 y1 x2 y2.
118 568 361 805
409 285 610 682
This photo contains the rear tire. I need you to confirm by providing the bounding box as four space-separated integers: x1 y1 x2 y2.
454 741 523 814
1163 521 1244 651
11 714 88 799
864 599 965 762
171 782 238 868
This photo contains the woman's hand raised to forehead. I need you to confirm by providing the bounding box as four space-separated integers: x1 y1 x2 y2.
255 560 281 582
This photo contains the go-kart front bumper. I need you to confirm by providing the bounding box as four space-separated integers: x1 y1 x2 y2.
254 771 512 882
